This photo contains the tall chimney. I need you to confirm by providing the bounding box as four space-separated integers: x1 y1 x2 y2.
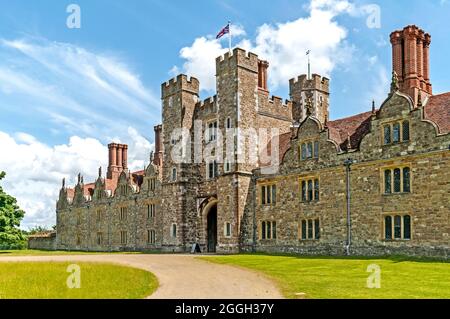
153 125 163 166
390 25 432 106
107 143 128 179
258 60 269 91
122 145 128 169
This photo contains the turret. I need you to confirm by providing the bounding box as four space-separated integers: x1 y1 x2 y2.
289 73 330 125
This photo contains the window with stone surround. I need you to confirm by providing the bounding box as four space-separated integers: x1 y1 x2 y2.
224 160 232 173
171 224 177 238
224 222 232 238
299 140 319 161
383 120 410 145
383 166 411 194
171 168 177 182
76 235 81 246
300 218 320 240
147 204 155 219
207 160 219 179
120 231 127 245
147 230 156 244
383 214 411 240
300 177 320 202
96 209 102 222
226 117 232 129
119 207 128 221
148 178 156 191
261 221 277 240
97 232 103 245
260 183 277 206
119 184 128 196
207 121 218 142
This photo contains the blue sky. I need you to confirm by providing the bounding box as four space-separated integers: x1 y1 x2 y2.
0 0 449 228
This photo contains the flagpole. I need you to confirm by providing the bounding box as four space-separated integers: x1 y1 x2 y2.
228 21 232 54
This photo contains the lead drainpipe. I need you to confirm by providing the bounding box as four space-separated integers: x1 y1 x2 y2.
344 158 354 256
252 174 258 253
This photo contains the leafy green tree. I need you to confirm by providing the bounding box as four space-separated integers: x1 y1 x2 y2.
0 171 26 249
27 225 52 235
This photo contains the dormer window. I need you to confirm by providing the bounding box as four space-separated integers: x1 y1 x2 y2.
383 120 410 145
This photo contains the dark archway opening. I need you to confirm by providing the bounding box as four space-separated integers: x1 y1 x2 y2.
207 205 217 253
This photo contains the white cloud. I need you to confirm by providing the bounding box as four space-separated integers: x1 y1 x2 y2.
0 129 153 230
0 37 160 140
171 0 356 92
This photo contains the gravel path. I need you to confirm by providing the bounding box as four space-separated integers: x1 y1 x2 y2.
0 254 283 299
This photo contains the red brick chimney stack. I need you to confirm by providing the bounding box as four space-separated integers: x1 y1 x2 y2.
153 125 163 166
107 143 128 179
258 60 269 91
390 25 432 106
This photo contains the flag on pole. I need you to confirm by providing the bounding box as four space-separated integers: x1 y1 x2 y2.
216 23 230 39
306 50 311 55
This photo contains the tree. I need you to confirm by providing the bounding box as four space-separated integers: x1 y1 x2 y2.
0 171 26 249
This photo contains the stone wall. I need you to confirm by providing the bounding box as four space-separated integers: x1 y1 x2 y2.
28 232 57 250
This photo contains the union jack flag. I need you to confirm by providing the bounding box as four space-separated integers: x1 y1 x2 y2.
216 23 230 39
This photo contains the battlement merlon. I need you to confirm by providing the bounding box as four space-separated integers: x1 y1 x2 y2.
289 74 330 95
215 47 259 75
161 74 200 99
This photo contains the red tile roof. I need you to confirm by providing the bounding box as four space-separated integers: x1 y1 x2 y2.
424 92 450 134
326 111 373 151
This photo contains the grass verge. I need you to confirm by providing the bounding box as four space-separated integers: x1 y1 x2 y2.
199 254 450 299
0 261 158 299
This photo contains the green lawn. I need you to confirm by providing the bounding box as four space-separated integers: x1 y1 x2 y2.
200 254 450 299
0 262 158 299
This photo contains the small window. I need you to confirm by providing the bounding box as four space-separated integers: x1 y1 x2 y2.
301 220 307 240
224 222 231 237
226 117 232 129
300 178 320 202
172 168 177 182
393 168 401 193
147 204 155 219
208 121 218 142
403 167 411 193
301 144 307 160
313 141 319 159
147 230 156 244
307 142 313 159
120 207 128 221
384 214 411 240
262 221 266 240
403 215 411 239
224 160 231 173
261 221 276 240
148 178 156 191
76 235 81 246
394 215 402 239
208 161 218 179
385 216 392 240
97 232 103 245
120 231 127 245
393 123 401 143
171 224 177 238
261 184 276 205
300 218 320 240
402 121 410 141
96 209 102 222
384 125 391 145
384 170 392 194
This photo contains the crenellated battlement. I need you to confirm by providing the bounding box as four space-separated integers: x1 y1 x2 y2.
289 74 330 94
257 90 293 120
215 47 259 74
196 95 217 109
161 74 200 99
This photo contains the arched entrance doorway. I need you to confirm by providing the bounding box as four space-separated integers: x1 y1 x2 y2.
206 204 217 253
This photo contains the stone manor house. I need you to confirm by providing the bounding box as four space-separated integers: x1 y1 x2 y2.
38 25 449 257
